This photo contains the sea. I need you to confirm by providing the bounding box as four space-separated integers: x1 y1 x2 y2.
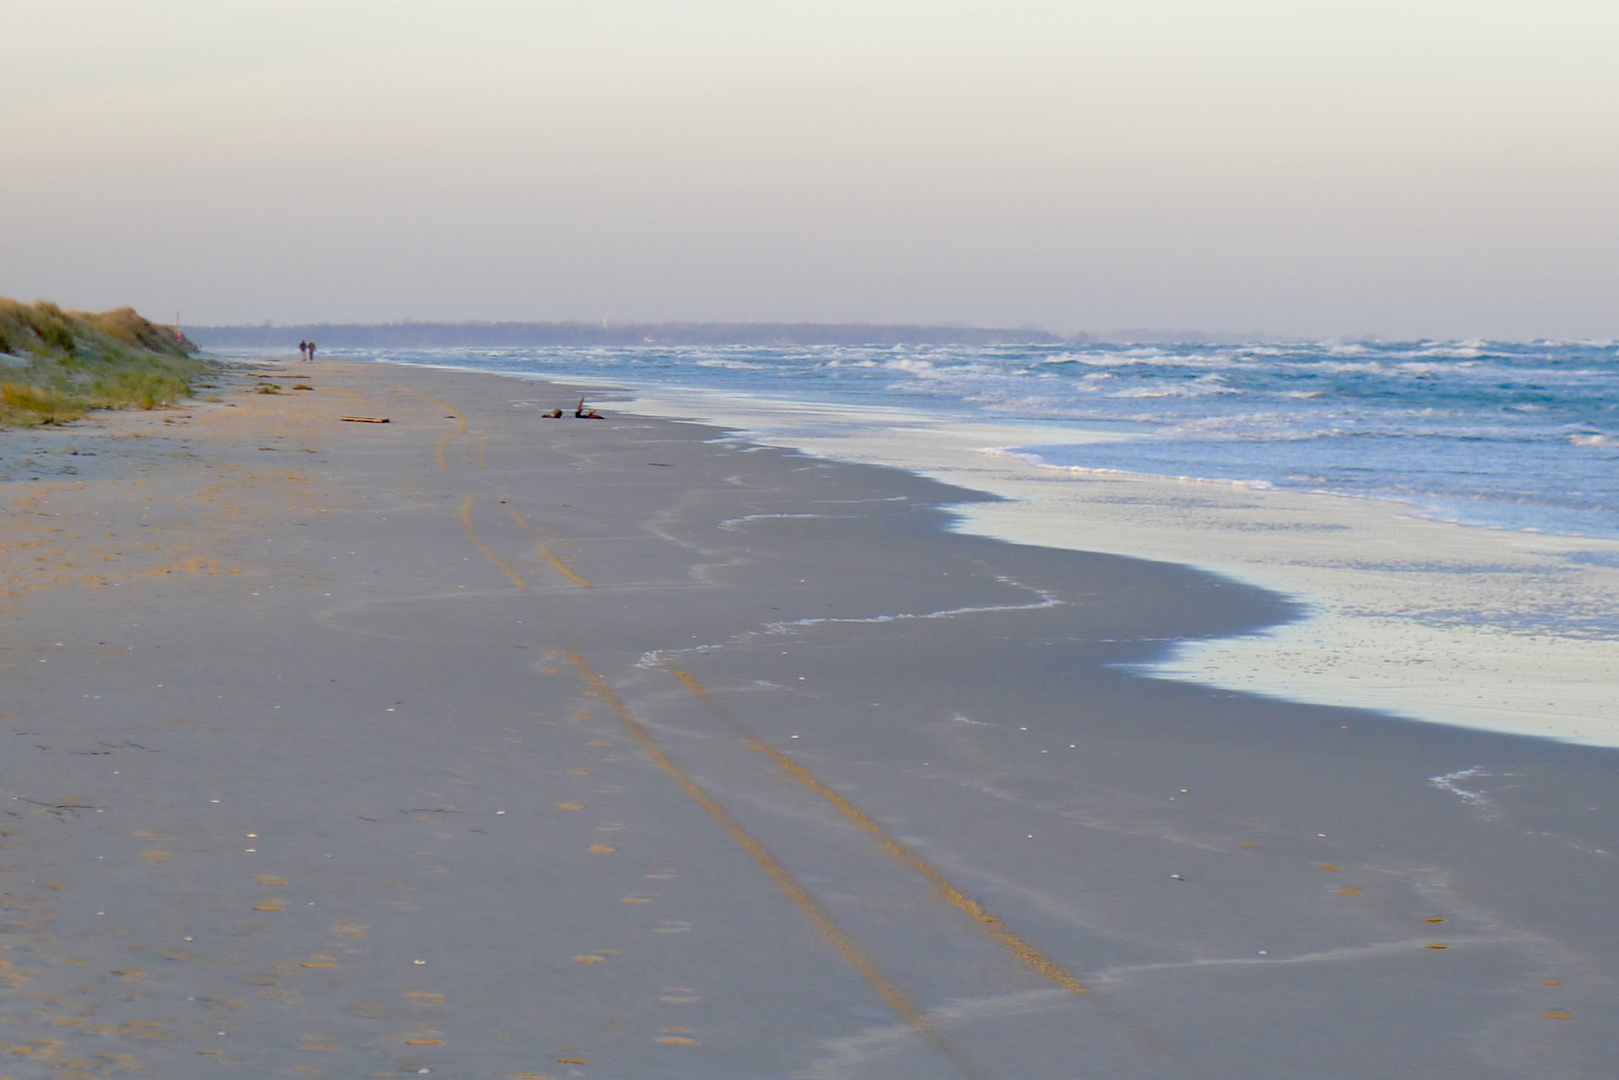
314 338 1619 544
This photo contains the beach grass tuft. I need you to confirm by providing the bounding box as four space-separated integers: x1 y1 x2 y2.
0 298 209 427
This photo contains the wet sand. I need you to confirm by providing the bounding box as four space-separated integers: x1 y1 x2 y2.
1 359 1615 1079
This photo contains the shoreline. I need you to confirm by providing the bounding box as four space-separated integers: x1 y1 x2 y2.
348 365 1619 750
601 385 1619 748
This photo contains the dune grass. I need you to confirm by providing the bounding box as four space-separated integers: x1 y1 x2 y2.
0 299 209 427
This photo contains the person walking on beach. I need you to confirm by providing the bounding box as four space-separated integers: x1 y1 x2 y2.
298 339 308 360
306 340 316 361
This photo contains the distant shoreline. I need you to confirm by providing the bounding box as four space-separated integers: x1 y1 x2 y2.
187 320 1071 348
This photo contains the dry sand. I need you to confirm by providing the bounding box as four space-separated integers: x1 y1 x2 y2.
0 359 1614 1078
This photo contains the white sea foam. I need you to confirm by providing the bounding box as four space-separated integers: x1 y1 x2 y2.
994 449 1277 490
638 574 1064 671
719 512 825 531
1428 767 1504 819
694 357 764 370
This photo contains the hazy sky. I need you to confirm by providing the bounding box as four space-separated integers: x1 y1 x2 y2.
4 1 1617 338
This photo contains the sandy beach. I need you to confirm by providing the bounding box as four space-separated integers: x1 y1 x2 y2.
2 358 1615 1078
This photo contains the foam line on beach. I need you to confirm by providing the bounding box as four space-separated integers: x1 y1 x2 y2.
762 575 1062 631
1085 935 1528 986
639 574 1063 668
719 512 827 531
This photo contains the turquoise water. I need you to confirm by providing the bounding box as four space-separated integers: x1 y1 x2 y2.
293 340 1619 541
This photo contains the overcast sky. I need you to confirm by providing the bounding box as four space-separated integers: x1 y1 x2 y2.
4 1 1617 338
